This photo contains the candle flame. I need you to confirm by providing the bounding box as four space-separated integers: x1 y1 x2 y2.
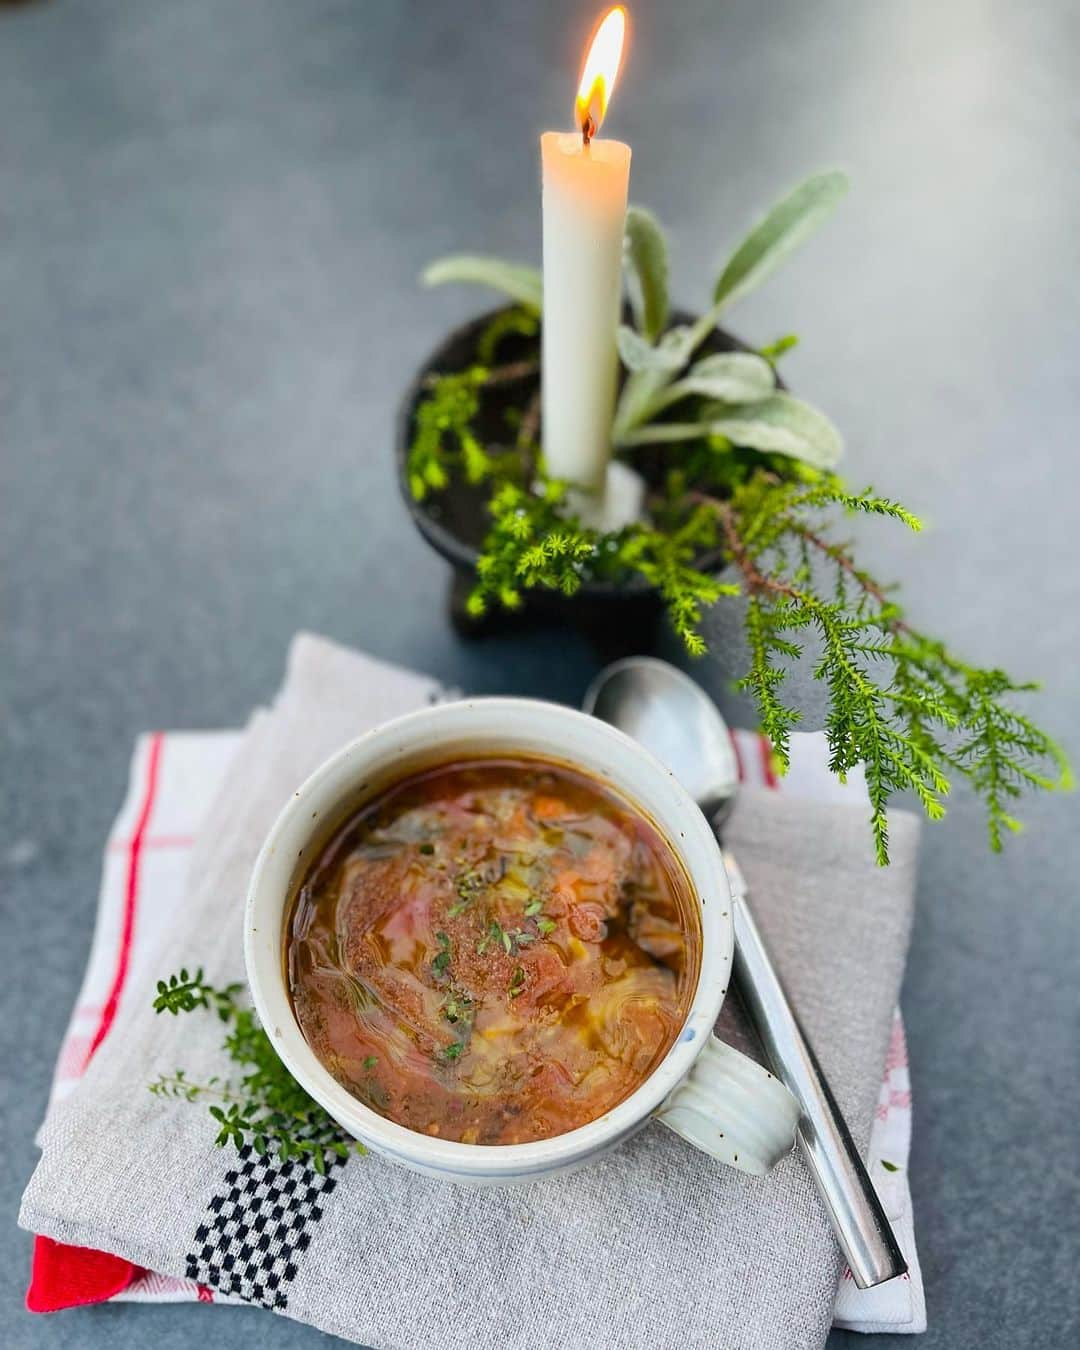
575 7 627 143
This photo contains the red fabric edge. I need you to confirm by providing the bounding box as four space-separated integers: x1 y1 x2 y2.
27 1237 140 1313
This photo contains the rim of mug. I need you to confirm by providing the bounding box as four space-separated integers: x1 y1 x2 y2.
243 697 734 1179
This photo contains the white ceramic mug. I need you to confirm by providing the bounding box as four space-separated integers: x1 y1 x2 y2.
244 698 799 1185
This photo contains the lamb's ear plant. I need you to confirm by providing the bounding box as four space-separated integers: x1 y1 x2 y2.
415 170 1071 862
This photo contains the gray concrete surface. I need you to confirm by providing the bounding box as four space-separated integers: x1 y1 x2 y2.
3 1 1078 1346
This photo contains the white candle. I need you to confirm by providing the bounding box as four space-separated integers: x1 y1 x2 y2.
540 8 631 500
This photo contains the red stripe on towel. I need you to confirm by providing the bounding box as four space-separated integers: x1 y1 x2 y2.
85 733 164 1064
107 833 195 854
729 730 745 784
28 734 165 1314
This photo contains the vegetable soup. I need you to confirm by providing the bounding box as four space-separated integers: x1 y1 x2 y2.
286 757 701 1144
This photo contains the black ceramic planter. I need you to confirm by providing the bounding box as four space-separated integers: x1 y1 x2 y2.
396 306 771 657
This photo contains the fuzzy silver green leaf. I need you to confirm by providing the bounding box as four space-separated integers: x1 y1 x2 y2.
623 205 670 342
713 170 849 311
620 392 843 470
616 324 687 373
652 351 776 410
422 255 543 313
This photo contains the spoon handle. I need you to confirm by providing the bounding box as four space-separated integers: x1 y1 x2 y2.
722 849 908 1290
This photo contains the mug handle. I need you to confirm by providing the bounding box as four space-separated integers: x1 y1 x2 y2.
657 1035 800 1176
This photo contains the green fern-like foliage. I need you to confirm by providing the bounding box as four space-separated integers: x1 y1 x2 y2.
467 480 593 616
410 172 1070 859
614 504 739 656
714 474 1071 861
466 480 741 657
407 367 491 499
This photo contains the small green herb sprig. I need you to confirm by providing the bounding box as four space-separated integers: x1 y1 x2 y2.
429 935 477 1062
409 171 1071 862
153 967 243 1018
150 968 361 1174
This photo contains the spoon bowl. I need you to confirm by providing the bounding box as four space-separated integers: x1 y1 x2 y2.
584 656 739 824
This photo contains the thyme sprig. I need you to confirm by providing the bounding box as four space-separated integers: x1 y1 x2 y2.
153 967 243 1019
150 971 361 1173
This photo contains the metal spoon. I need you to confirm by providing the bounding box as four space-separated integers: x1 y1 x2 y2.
584 655 907 1290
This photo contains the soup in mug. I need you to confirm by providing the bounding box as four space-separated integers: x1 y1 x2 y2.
286 757 701 1144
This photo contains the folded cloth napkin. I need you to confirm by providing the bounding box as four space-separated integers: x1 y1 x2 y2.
21 633 926 1348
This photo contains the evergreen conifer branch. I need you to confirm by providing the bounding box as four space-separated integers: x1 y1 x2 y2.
712 475 1069 861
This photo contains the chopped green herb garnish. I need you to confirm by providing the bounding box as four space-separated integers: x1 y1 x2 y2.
419 842 435 855
362 1055 377 1070
478 919 546 956
477 918 507 955
439 1041 465 1061
880 1159 900 1172
524 897 543 916
508 966 526 998
449 867 485 916
442 992 474 1024
536 917 557 936
432 931 452 978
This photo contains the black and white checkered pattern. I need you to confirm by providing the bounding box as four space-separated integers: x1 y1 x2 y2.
185 1146 344 1309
